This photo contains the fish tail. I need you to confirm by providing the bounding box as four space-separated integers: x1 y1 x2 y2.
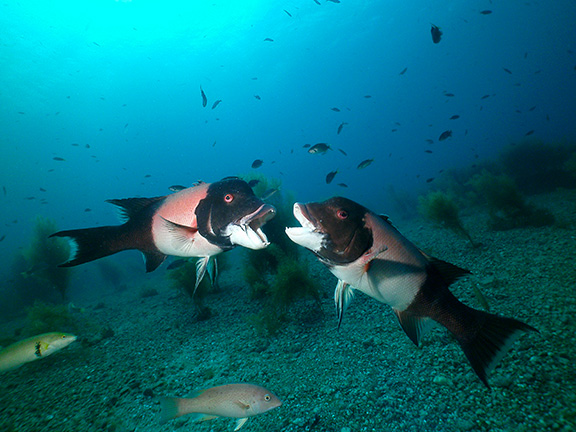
50 226 131 268
158 397 182 424
452 306 537 387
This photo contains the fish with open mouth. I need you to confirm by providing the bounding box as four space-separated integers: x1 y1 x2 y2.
52 177 275 291
285 196 536 386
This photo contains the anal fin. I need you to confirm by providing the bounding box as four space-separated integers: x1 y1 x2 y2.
143 251 166 273
393 308 435 346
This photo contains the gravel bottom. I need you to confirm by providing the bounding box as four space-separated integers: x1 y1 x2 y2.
1 190 575 432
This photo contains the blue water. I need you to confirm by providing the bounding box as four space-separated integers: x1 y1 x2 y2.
1 0 575 269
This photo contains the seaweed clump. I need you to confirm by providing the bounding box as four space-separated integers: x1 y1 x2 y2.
22 301 79 336
468 171 555 230
418 191 479 247
20 217 72 301
500 140 576 194
242 174 322 336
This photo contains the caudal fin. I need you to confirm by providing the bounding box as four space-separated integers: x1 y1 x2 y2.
50 226 129 268
457 310 537 387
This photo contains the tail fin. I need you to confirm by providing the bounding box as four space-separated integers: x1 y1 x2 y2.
50 226 129 267
457 310 537 387
158 397 181 424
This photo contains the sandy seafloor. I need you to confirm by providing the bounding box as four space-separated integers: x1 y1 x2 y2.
1 189 575 432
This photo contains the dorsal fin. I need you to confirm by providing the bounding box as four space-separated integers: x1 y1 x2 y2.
106 197 165 221
427 256 471 285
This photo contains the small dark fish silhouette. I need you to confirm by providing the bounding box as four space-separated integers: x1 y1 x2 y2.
53 157 65 161
338 148 348 156
248 179 260 188
169 185 187 192
251 159 263 169
438 130 452 141
357 159 374 169
331 107 340 112
303 144 311 148
525 130 535 136
254 95 261 100
2 186 6 196
283 9 292 17
431 24 442 44
481 94 491 99
84 208 91 212
426 177 435 183
326 170 338 184
444 92 455 97
337 122 348 134
425 150 433 154
503 67 512 74
450 115 460 120
528 106 536 111
326 0 341 3
399 67 408 75
0 235 5 242
211 100 222 109
337 183 348 188
425 139 434 144
263 38 274 42
480 10 492 15
261 188 279 200
364 95 372 98
308 143 331 154
200 87 207 107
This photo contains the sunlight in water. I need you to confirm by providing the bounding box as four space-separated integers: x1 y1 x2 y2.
17 0 264 44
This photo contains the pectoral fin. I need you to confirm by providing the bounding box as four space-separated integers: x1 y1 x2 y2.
334 280 354 329
161 217 198 254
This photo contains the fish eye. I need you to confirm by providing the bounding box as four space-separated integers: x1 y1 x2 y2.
61 335 67 339
224 193 234 203
264 394 271 401
337 209 348 220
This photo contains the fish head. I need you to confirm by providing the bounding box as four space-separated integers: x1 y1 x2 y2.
250 385 283 414
285 197 373 265
196 177 276 250
45 332 78 353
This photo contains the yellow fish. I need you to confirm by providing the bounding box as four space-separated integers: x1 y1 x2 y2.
0 332 77 373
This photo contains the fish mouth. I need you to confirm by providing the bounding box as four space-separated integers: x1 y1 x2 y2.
285 203 325 252
228 203 276 249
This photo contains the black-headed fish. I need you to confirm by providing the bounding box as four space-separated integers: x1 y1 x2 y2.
0 332 77 373
51 178 276 292
480 10 492 15
159 383 282 430
308 143 331 154
285 197 536 386
431 24 442 44
357 159 374 169
438 130 452 141
251 159 263 169
200 86 208 107
326 170 338 184
331 107 340 112
450 115 460 120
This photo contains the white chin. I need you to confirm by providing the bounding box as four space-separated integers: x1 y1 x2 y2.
227 225 270 250
285 227 324 252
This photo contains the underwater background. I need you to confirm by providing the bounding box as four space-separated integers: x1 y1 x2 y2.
1 1 576 431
